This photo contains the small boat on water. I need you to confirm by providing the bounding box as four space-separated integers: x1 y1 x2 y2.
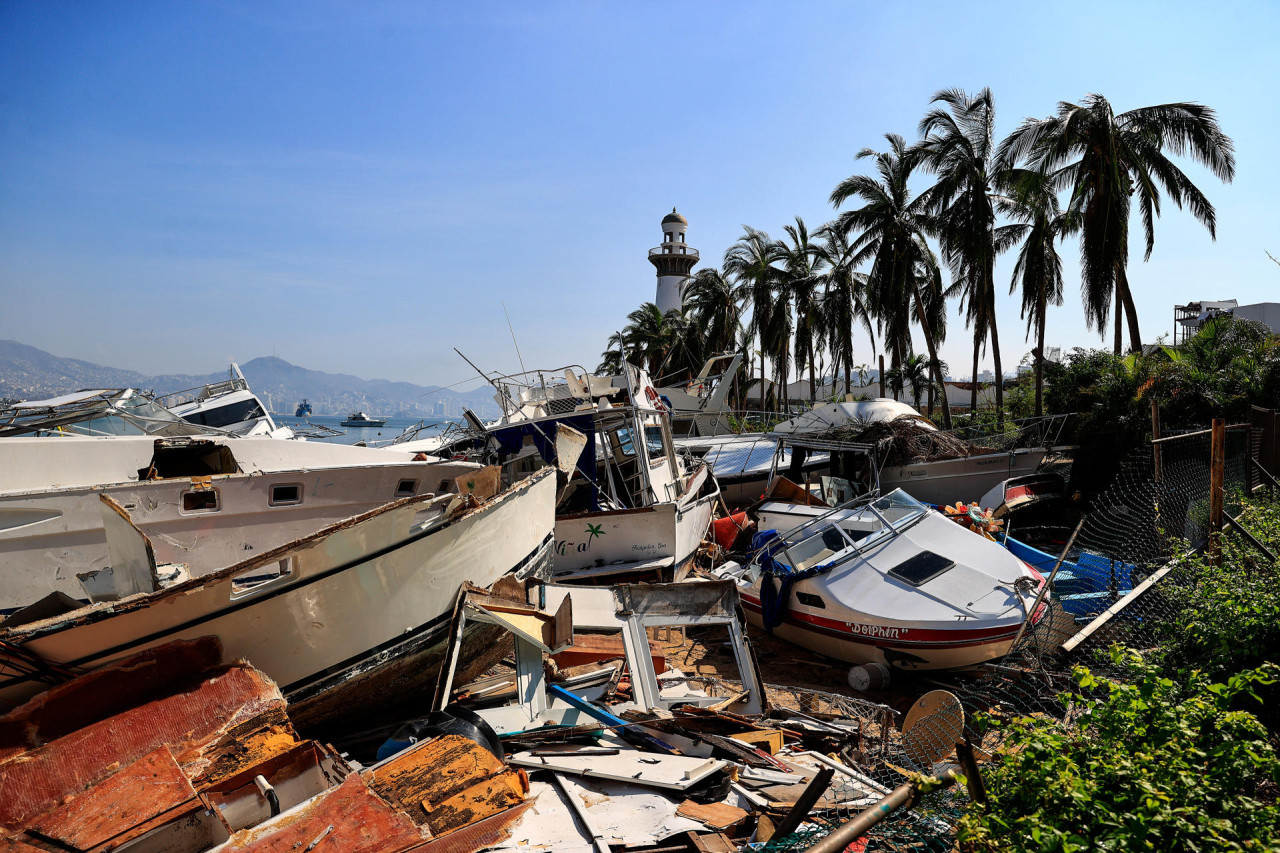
341 411 387 428
714 489 1048 671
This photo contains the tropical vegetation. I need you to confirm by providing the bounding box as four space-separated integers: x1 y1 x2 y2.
599 90 1240 430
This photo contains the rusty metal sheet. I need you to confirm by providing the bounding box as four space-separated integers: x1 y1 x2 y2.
365 735 525 837
24 746 197 850
0 663 286 831
0 637 223 763
220 774 423 853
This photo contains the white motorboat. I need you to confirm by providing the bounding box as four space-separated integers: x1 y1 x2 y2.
0 431 484 613
673 432 829 507
656 352 744 437
0 467 557 718
341 411 388 428
422 361 720 582
163 363 295 439
713 489 1047 671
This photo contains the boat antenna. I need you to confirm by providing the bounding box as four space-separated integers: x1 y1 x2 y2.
501 299 528 376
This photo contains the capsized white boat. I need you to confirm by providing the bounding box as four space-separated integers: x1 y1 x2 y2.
162 363 294 438
0 467 557 719
713 490 1048 671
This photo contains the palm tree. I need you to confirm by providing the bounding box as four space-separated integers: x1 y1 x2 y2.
900 353 930 409
830 134 953 428
997 170 1070 416
998 94 1235 354
915 87 1008 423
778 217 824 403
814 226 875 399
682 267 745 358
620 303 685 377
724 227 784 411
597 331 626 374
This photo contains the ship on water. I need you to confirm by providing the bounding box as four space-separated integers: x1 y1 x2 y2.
295 398 313 417
341 410 387 427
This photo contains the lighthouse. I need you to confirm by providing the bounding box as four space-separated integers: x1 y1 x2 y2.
649 208 699 315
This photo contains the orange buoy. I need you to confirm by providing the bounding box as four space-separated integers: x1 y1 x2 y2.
711 512 749 550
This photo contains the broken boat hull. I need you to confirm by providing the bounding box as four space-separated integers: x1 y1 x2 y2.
0 468 557 719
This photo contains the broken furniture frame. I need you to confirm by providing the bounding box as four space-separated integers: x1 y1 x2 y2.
539 580 766 716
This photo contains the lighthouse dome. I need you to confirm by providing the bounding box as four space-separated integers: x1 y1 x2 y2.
662 208 688 226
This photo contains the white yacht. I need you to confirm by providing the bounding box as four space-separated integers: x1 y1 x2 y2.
163 363 294 438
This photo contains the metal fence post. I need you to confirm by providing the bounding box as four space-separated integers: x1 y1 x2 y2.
1210 418 1226 565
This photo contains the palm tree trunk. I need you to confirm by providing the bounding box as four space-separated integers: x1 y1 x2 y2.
1113 291 1123 356
990 322 1004 428
1117 264 1142 354
808 337 817 402
913 283 952 430
1035 288 1046 418
971 336 980 414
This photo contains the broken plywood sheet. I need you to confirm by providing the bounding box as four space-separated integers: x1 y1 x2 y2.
24 746 198 851
492 778 704 852
675 800 750 832
508 746 726 791
365 735 525 838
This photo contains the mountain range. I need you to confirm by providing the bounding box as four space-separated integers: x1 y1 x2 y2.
0 341 502 419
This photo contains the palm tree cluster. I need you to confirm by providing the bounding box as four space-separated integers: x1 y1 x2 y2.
602 90 1234 425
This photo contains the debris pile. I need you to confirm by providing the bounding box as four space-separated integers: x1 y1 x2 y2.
0 579 981 853
813 415 991 466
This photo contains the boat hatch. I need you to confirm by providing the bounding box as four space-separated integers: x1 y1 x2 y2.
888 551 956 587
395 479 418 497
140 439 241 480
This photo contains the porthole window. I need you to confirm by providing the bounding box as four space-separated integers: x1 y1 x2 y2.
181 489 220 514
270 484 302 506
395 479 418 497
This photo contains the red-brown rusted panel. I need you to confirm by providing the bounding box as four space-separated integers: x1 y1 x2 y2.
0 637 224 762
220 774 424 853
0 664 285 831
0 839 46 852
25 746 196 850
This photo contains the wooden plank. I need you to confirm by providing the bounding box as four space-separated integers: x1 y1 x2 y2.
676 800 750 832
730 729 784 755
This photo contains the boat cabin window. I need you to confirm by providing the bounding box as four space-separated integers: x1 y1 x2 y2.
269 484 302 506
888 551 955 587
612 427 637 458
182 489 220 513
796 591 826 609
395 479 418 497
182 398 265 429
644 425 666 461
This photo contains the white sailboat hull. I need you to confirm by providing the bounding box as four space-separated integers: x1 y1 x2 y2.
0 469 557 715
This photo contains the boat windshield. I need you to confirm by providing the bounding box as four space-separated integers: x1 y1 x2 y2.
764 488 928 573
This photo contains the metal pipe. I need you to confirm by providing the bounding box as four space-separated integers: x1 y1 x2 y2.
1008 516 1085 653
802 768 961 853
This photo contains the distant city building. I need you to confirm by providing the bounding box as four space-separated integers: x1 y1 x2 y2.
649 208 699 314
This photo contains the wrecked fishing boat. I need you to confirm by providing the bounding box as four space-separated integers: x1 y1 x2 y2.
0 637 532 851
0 422 484 612
714 489 1049 671
0 466 556 723
415 360 719 582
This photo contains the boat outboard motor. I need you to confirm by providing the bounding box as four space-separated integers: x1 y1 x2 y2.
375 704 504 762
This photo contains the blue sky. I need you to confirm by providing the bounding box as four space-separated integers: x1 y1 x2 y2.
2 1 1277 390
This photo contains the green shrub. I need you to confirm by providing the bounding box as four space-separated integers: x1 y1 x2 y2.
958 649 1280 853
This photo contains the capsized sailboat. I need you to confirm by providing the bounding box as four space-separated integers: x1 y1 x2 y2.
714 489 1049 670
